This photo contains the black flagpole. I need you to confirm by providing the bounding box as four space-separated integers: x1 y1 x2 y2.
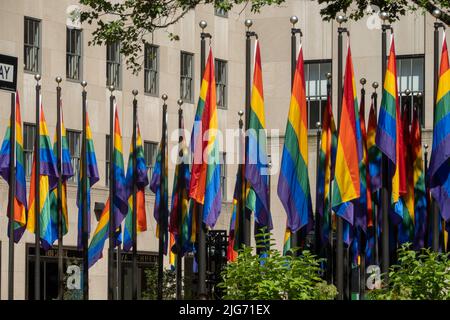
290 15 302 251
198 20 211 299
34 74 41 300
359 78 367 299
326 72 334 285
81 80 89 300
380 13 391 282
336 15 347 301
132 89 138 300
56 76 64 300
107 85 115 300
176 98 184 300
315 121 322 257
157 94 168 300
432 13 444 252
8 91 16 300
371 82 380 266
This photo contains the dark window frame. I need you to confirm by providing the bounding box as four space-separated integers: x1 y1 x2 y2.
214 7 229 18
66 27 83 81
180 51 194 103
215 58 228 110
66 129 81 184
144 44 159 96
24 16 41 74
23 122 36 179
106 41 122 90
144 140 158 185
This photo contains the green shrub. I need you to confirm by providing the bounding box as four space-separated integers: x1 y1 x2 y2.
367 244 450 300
217 230 337 300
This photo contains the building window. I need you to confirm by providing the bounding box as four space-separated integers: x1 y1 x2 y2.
220 152 226 201
180 52 194 103
105 135 110 187
24 17 41 73
215 59 228 109
215 7 228 18
66 27 82 80
397 55 425 127
144 141 158 183
144 44 159 95
305 60 332 130
67 130 81 183
106 41 121 89
23 123 36 178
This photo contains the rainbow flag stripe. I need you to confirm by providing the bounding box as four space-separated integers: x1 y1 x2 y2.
150 119 169 255
367 101 381 192
27 103 59 249
429 34 450 220
77 112 100 249
88 197 110 268
0 93 27 242
189 48 222 227
122 124 149 251
332 44 360 226
245 40 272 230
51 104 74 237
316 94 337 243
283 226 291 256
376 37 406 218
278 46 312 233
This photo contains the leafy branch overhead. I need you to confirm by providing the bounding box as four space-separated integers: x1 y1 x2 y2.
79 0 449 74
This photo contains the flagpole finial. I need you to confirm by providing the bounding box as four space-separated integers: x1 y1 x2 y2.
81 80 87 88
360 78 366 86
34 74 41 82
55 76 62 85
238 110 244 118
132 89 138 97
326 72 332 80
162 94 168 101
245 19 253 30
177 99 183 106
424 144 428 150
404 89 411 96
199 20 207 31
416 91 423 98
379 11 389 23
336 14 347 26
290 16 298 27
316 121 321 130
108 85 114 93
432 8 441 19
372 81 379 90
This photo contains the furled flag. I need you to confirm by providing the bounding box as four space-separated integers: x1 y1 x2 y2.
169 232 177 271
169 113 193 256
27 102 59 250
50 104 74 238
0 93 27 242
282 226 292 256
122 124 149 251
189 47 222 228
399 105 414 244
227 163 244 262
376 36 406 220
76 112 100 249
332 44 361 232
246 40 272 230
278 45 312 234
150 113 169 255
411 107 427 249
111 107 129 241
316 94 337 244
367 100 381 193
88 197 110 268
429 33 450 221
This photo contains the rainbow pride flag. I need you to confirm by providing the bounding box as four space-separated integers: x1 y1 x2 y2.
278 45 312 234
316 94 337 243
245 40 272 230
111 107 128 238
376 36 406 220
169 232 177 271
27 102 59 249
50 104 74 238
169 115 193 256
282 226 291 256
227 162 245 262
332 44 360 231
189 47 222 228
150 116 169 255
88 197 110 268
411 107 427 249
0 93 27 242
122 124 148 251
429 34 450 220
77 112 99 249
